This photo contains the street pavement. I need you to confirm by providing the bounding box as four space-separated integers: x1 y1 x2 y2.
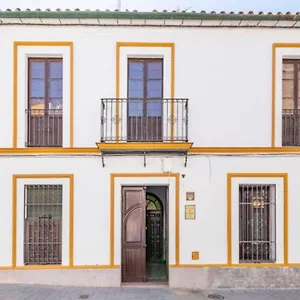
1 284 300 299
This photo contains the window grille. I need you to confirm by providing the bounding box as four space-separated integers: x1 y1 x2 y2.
24 185 62 265
239 184 276 263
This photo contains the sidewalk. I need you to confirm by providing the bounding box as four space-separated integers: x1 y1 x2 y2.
183 289 300 300
1 284 300 299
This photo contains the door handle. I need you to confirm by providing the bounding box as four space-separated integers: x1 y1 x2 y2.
143 244 147 248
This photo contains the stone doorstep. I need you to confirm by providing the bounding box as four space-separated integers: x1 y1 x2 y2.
121 282 169 288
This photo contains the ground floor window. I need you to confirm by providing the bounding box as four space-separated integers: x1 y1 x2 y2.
24 184 63 265
239 184 276 263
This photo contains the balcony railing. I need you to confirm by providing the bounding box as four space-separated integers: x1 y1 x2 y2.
100 98 188 142
25 109 63 147
282 109 300 146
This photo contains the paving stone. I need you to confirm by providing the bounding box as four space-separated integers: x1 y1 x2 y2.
202 289 300 300
1 285 300 300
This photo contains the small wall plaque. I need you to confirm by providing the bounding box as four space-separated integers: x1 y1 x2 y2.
186 192 195 201
192 251 199 260
185 205 195 219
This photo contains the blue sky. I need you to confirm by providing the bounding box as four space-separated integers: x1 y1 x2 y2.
0 0 299 13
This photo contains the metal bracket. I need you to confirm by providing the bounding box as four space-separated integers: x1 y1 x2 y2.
184 153 188 167
101 154 105 168
144 152 147 167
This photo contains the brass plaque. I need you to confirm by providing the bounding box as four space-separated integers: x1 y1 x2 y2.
192 251 199 260
185 205 195 220
186 192 195 201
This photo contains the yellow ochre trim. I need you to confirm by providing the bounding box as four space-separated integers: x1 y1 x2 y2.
69 174 74 266
227 173 288 266
271 43 300 148
116 43 120 140
0 148 99 154
115 42 175 141
170 44 175 141
96 142 192 151
3 146 300 155
284 174 289 265
272 44 276 147
12 174 74 268
189 147 300 153
13 41 74 148
227 174 232 265
110 174 115 267
69 43 74 147
170 263 286 268
12 176 17 267
110 173 180 267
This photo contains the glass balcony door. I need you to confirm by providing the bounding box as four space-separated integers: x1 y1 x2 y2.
27 58 63 147
127 58 163 142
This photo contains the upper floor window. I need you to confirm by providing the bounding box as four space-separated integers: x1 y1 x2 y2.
26 58 63 147
282 59 300 146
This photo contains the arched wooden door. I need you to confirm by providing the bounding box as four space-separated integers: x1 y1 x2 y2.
122 187 146 282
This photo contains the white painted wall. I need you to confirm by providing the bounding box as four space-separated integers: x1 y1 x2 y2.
0 25 299 147
0 154 299 268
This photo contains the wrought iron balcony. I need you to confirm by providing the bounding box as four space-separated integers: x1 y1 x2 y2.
100 98 188 142
282 109 300 146
25 109 63 147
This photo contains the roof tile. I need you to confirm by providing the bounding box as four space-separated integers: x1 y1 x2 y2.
0 8 298 14
0 9 300 23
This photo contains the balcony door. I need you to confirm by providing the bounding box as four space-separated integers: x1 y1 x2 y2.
282 59 300 146
27 58 63 147
127 58 163 142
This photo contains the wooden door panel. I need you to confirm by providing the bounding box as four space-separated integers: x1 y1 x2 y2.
124 189 143 211
125 208 143 243
123 248 145 282
122 187 146 282
146 211 163 262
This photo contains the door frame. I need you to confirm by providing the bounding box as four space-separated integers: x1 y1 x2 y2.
121 185 169 283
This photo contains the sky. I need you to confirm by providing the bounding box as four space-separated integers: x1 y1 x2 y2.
0 0 299 13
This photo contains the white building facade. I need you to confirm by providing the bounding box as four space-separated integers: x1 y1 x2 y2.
0 9 300 289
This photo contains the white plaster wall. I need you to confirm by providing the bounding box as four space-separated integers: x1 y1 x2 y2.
0 154 299 268
1 26 300 147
